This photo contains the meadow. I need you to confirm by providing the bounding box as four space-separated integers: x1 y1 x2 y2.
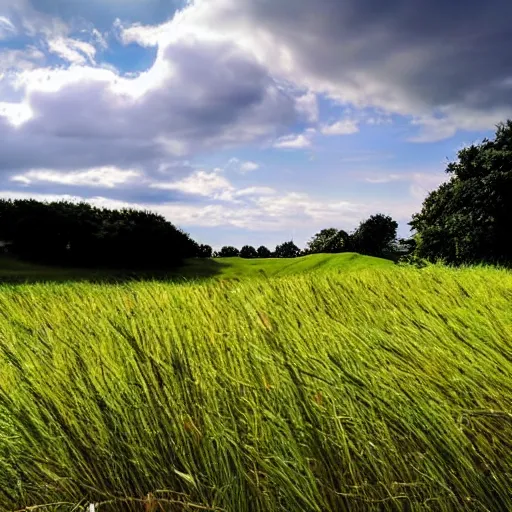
0 257 511 511
0 252 392 284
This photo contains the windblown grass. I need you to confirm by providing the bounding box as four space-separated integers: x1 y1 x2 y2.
0 263 511 511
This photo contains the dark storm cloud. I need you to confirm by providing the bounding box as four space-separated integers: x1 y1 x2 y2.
217 0 512 119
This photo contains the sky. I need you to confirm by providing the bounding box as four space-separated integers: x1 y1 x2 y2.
0 0 510 250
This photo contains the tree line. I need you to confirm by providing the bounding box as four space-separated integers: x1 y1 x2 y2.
1 121 510 269
214 213 402 259
0 200 199 269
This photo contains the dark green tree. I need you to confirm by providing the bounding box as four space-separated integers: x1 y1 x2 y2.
240 245 258 258
197 244 213 258
274 241 301 258
256 246 272 258
307 228 351 253
410 121 512 265
351 214 398 257
218 246 240 257
0 199 198 268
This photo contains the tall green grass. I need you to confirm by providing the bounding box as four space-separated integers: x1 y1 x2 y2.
0 264 511 511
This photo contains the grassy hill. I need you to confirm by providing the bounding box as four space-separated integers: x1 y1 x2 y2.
0 262 511 510
180 252 393 280
0 252 392 283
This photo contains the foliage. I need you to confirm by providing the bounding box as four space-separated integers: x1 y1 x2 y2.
218 246 240 257
396 253 430 268
351 214 398 257
411 121 512 266
197 244 213 258
274 240 301 258
0 199 198 269
0 265 511 510
397 237 417 254
257 245 272 258
307 228 351 253
240 245 258 258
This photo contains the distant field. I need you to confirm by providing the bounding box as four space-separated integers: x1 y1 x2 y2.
181 252 393 279
0 262 511 511
0 252 392 283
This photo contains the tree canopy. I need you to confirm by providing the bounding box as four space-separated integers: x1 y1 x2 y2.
351 214 398 257
411 121 512 265
307 228 351 254
0 199 198 268
218 246 240 257
274 241 301 258
197 244 213 258
257 246 272 258
240 245 258 258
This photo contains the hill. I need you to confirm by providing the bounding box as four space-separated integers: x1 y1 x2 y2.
0 264 511 510
180 252 393 280
0 252 392 283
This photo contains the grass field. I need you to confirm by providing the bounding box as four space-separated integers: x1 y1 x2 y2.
0 259 511 511
0 252 392 283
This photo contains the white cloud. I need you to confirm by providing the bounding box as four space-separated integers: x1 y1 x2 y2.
321 119 359 136
11 167 141 188
151 170 234 198
0 102 33 126
364 174 401 184
226 158 260 173
47 37 97 65
296 91 318 122
117 19 169 47
274 133 312 149
0 32 298 179
408 172 449 199
0 16 16 39
0 163 441 237
362 171 448 198
239 161 260 173
234 186 275 197
0 47 45 72
91 28 108 49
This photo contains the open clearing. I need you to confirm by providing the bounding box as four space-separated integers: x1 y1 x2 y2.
0 258 511 510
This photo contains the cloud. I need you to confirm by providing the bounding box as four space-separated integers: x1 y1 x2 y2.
0 47 45 72
0 161 440 238
362 171 449 198
118 19 169 47
47 37 97 64
234 186 275 197
227 158 260 173
0 35 299 180
11 166 141 188
364 174 401 184
295 91 318 122
172 0 512 138
274 131 313 149
151 170 233 198
239 161 259 173
321 119 359 136
0 16 16 39
0 0 69 39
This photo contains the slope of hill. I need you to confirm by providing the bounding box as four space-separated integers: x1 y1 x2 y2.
180 252 393 280
0 252 393 283
0 264 511 510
